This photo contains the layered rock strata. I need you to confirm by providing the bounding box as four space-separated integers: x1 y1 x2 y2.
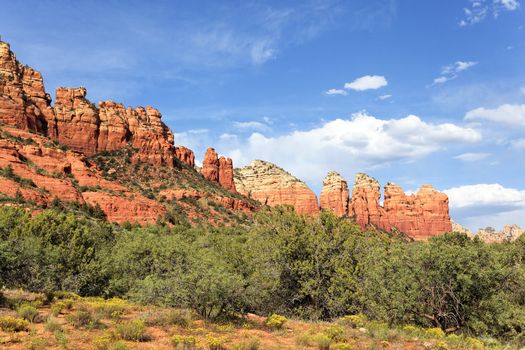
202 148 236 192
234 160 319 215
319 171 349 217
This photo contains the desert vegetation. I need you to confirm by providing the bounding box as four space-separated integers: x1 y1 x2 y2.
1 206 525 348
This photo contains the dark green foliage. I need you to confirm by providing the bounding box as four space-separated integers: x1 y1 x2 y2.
0 206 525 344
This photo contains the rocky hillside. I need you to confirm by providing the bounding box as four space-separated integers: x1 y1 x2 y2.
0 39 257 225
452 222 524 243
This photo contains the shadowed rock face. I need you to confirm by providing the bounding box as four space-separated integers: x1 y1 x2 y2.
349 173 452 240
0 40 189 167
234 160 319 216
202 148 237 192
320 171 349 217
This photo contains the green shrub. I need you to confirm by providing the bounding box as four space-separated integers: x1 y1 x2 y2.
66 309 102 329
45 318 62 333
313 333 332 350
0 315 29 331
339 314 366 328
323 324 345 341
51 301 66 316
434 341 449 350
109 342 129 350
54 331 69 350
265 314 287 330
171 335 197 349
232 337 260 350
206 336 227 350
27 337 48 350
116 319 148 342
331 343 353 350
92 330 118 350
425 327 445 339
144 308 193 327
17 304 38 322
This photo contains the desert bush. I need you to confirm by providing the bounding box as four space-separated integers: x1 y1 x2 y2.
331 343 353 350
339 314 366 328
265 314 287 330
232 337 260 350
54 331 69 350
206 336 227 350
17 304 38 322
66 308 102 329
27 337 48 350
84 297 129 319
425 327 445 339
313 333 332 350
0 315 29 331
323 324 345 341
92 330 119 350
144 308 193 327
434 341 449 350
171 335 197 349
117 319 148 341
51 301 66 316
109 342 129 350
44 318 62 333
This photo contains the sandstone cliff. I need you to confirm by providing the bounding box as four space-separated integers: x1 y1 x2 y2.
234 160 319 215
0 40 188 168
202 147 237 192
349 173 452 240
319 171 349 217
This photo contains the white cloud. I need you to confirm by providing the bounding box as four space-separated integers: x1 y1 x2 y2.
433 76 456 85
432 61 477 85
446 184 525 209
465 104 525 126
232 121 270 131
325 88 348 96
453 152 490 161
222 112 481 185
511 138 525 149
344 75 388 91
445 183 525 230
460 0 520 26
378 94 392 100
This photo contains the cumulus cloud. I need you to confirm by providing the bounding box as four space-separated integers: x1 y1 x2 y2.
445 183 525 229
432 61 477 85
459 0 520 26
325 88 348 96
464 104 525 126
453 152 490 161
221 112 481 185
344 75 388 91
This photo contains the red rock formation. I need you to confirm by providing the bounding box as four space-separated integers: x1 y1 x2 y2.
320 171 349 217
219 156 236 192
82 191 165 224
202 148 219 182
159 188 254 213
54 87 100 155
234 160 319 216
349 173 390 229
175 146 195 167
0 41 55 134
0 40 189 168
202 148 236 192
349 173 452 240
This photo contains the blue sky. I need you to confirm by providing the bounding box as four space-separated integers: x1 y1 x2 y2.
1 0 524 230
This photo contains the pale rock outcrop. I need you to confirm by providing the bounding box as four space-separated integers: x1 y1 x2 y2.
319 171 349 217
234 160 319 215
476 225 524 243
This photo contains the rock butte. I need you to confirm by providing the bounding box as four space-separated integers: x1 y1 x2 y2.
452 222 524 243
349 173 452 240
234 160 319 216
202 147 237 193
320 171 350 217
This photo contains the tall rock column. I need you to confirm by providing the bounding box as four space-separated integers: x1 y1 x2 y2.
349 173 390 230
54 87 100 156
219 156 236 192
202 147 220 182
175 146 195 167
320 171 349 217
